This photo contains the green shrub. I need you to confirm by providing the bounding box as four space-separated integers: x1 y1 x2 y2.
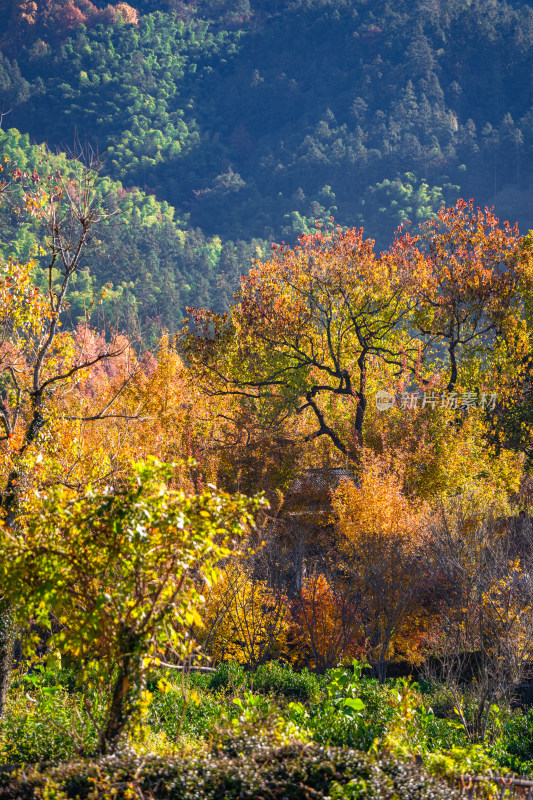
250 662 320 701
485 707 533 776
148 687 224 741
306 673 424 753
207 662 247 693
0 667 99 764
425 744 498 781
5 660 533 781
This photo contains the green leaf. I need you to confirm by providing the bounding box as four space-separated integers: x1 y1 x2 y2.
342 697 365 711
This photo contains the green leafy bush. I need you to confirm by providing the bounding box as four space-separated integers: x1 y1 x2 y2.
483 707 533 777
4 660 533 779
207 662 247 693
250 661 320 701
0 666 99 763
148 684 224 742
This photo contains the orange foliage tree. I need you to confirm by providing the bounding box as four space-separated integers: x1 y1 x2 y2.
183 203 528 463
334 453 432 680
409 199 528 393
291 572 362 673
43 331 219 496
182 223 423 459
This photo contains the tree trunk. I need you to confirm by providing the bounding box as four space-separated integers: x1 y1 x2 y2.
99 648 140 755
99 663 131 754
0 469 23 717
0 598 14 718
0 407 45 715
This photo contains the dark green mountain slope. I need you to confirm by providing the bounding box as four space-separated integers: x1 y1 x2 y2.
1 0 533 327
0 128 264 343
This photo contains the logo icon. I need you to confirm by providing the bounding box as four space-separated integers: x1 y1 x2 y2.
375 390 395 412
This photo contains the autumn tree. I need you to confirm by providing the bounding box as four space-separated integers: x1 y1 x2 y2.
292 572 362 673
41 332 220 497
410 199 527 393
481 229 533 467
428 487 533 742
334 452 432 680
0 155 143 717
183 205 528 462
182 224 423 459
200 558 289 669
0 459 261 753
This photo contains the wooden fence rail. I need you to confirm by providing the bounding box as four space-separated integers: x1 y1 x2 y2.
456 774 533 798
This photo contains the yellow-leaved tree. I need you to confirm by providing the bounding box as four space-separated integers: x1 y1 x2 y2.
200 559 290 669
334 452 431 680
0 460 263 753
0 156 155 717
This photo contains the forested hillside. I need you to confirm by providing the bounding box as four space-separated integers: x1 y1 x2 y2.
2 0 533 323
0 128 265 341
